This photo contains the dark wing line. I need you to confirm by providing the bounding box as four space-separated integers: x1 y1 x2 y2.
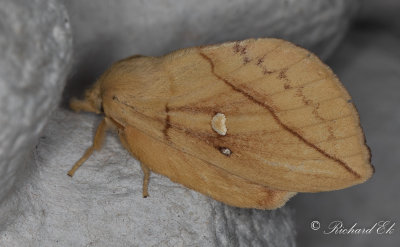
224 41 299 77
198 50 361 179
276 95 341 113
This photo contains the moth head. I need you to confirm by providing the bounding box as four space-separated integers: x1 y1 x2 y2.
70 81 103 114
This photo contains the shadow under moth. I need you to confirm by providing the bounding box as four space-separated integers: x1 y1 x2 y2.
68 38 373 209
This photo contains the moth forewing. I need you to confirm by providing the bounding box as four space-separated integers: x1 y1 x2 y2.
68 38 373 209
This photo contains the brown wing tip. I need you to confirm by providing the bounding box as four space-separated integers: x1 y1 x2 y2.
351 133 374 184
360 160 375 181
339 159 374 191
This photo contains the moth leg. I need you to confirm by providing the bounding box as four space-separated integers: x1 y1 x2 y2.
68 118 108 177
140 163 151 198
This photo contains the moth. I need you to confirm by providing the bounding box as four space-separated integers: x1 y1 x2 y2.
68 38 373 209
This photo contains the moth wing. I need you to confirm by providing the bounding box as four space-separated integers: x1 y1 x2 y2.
121 124 296 209
160 38 373 192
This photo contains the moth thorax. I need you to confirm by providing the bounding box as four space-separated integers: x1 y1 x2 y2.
211 113 227 135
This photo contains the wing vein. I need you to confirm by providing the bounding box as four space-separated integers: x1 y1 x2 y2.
198 50 361 179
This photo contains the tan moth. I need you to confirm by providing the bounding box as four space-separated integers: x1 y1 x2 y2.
68 38 373 209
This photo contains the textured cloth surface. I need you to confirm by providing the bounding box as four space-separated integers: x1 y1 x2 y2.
0 0 72 202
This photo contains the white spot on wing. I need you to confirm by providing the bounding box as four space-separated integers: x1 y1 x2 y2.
211 113 227 135
220 147 232 156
